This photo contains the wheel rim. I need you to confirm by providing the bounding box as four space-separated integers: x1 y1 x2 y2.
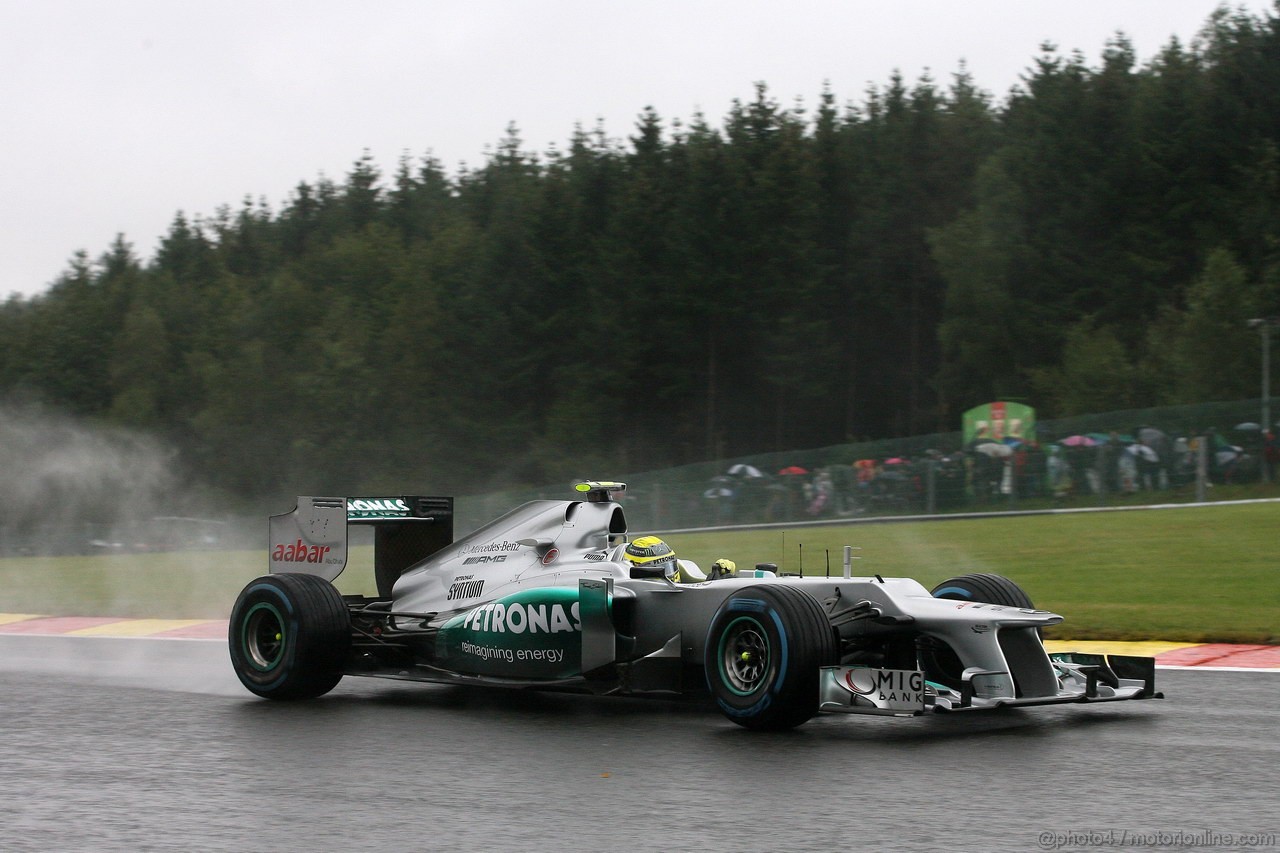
242 602 286 671
718 616 770 696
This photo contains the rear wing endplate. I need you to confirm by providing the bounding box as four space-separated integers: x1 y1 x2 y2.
269 495 454 596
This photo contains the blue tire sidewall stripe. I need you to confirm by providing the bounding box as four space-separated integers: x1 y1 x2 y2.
236 581 299 690
708 595 791 716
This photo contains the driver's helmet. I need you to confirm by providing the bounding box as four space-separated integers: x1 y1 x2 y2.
624 536 679 580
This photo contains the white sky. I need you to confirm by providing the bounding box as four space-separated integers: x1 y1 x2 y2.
2 0 1272 298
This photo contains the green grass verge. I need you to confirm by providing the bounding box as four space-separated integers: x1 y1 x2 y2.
0 549 380 621
1 502 1275 643
665 502 1279 644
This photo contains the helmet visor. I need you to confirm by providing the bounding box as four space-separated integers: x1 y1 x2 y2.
630 555 677 579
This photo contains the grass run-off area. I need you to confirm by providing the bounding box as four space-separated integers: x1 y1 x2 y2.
1 501 1275 644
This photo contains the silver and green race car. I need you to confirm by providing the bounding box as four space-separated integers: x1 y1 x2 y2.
228 482 1161 730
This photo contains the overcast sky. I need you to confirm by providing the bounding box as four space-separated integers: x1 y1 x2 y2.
2 0 1272 299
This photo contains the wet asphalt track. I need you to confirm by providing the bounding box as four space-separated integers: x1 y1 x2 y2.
1 636 1277 853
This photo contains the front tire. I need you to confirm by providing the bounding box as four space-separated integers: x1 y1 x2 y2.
704 585 837 731
229 573 350 700
924 573 1038 689
931 572 1035 609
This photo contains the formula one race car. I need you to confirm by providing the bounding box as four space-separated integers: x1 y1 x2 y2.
229 482 1162 730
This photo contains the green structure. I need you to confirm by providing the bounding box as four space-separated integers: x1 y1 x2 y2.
962 402 1037 446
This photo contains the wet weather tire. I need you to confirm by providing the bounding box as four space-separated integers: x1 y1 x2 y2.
704 585 837 731
930 573 1035 609
229 573 350 700
924 573 1037 688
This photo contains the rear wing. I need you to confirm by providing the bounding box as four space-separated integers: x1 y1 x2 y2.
269 495 454 597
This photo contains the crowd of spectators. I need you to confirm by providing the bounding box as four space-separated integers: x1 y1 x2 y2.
699 424 1279 524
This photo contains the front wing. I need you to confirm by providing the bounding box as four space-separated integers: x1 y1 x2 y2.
818 653 1162 717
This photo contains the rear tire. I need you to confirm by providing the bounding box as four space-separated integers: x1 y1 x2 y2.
704 585 837 731
229 573 350 700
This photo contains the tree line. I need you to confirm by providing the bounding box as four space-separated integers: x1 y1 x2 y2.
2 4 1278 503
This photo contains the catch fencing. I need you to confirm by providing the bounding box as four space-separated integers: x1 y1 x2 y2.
457 398 1278 534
